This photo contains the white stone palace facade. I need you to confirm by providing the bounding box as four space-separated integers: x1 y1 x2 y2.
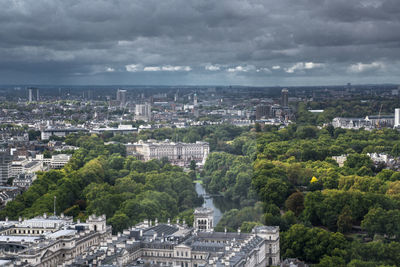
0 214 111 266
0 209 280 266
72 208 280 267
126 139 210 167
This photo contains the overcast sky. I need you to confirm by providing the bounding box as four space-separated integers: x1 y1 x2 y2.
1 0 400 86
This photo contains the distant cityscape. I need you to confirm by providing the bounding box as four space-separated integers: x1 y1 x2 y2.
0 84 400 266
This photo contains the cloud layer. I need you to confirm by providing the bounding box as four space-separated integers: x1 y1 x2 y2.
1 0 400 85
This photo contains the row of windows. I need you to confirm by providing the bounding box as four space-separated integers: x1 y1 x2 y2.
13 229 45 234
142 251 204 260
176 251 189 257
201 239 229 244
143 251 173 257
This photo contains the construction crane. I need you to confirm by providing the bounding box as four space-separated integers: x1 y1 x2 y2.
377 104 383 129
119 102 129 126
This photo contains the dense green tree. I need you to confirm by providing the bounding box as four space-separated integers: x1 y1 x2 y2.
344 154 373 171
259 178 289 207
296 126 318 139
391 143 400 157
362 208 400 239
215 203 264 232
281 224 348 263
285 191 304 216
109 212 130 234
317 256 346 267
189 160 196 171
337 205 353 233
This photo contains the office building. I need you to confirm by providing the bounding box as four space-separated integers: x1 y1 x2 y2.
11 160 42 177
135 103 152 122
28 88 33 102
50 154 72 169
256 105 271 120
41 127 88 140
116 89 127 107
395 108 400 128
90 124 138 135
194 93 198 106
27 88 39 102
281 89 288 107
0 149 12 185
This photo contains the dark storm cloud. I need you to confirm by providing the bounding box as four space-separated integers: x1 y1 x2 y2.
0 0 399 85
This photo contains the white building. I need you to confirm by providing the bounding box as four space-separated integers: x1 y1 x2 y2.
116 89 127 107
395 108 400 128
332 117 370 129
12 173 37 188
71 209 280 267
367 153 389 164
35 154 52 165
332 155 348 167
50 154 72 169
41 127 88 140
11 159 26 177
193 207 214 232
333 113 396 130
135 103 152 122
90 124 138 135
0 214 110 266
126 140 209 166
11 160 42 177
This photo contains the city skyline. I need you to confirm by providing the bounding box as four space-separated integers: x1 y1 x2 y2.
1 0 400 86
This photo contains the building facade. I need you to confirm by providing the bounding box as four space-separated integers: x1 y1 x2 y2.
135 103 152 122
116 89 127 107
12 173 37 188
0 209 279 266
41 127 88 140
193 207 214 232
73 208 280 267
50 154 72 169
11 160 42 178
281 89 288 107
332 112 396 130
0 214 111 266
0 149 12 185
256 105 270 120
395 108 400 128
126 140 209 166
